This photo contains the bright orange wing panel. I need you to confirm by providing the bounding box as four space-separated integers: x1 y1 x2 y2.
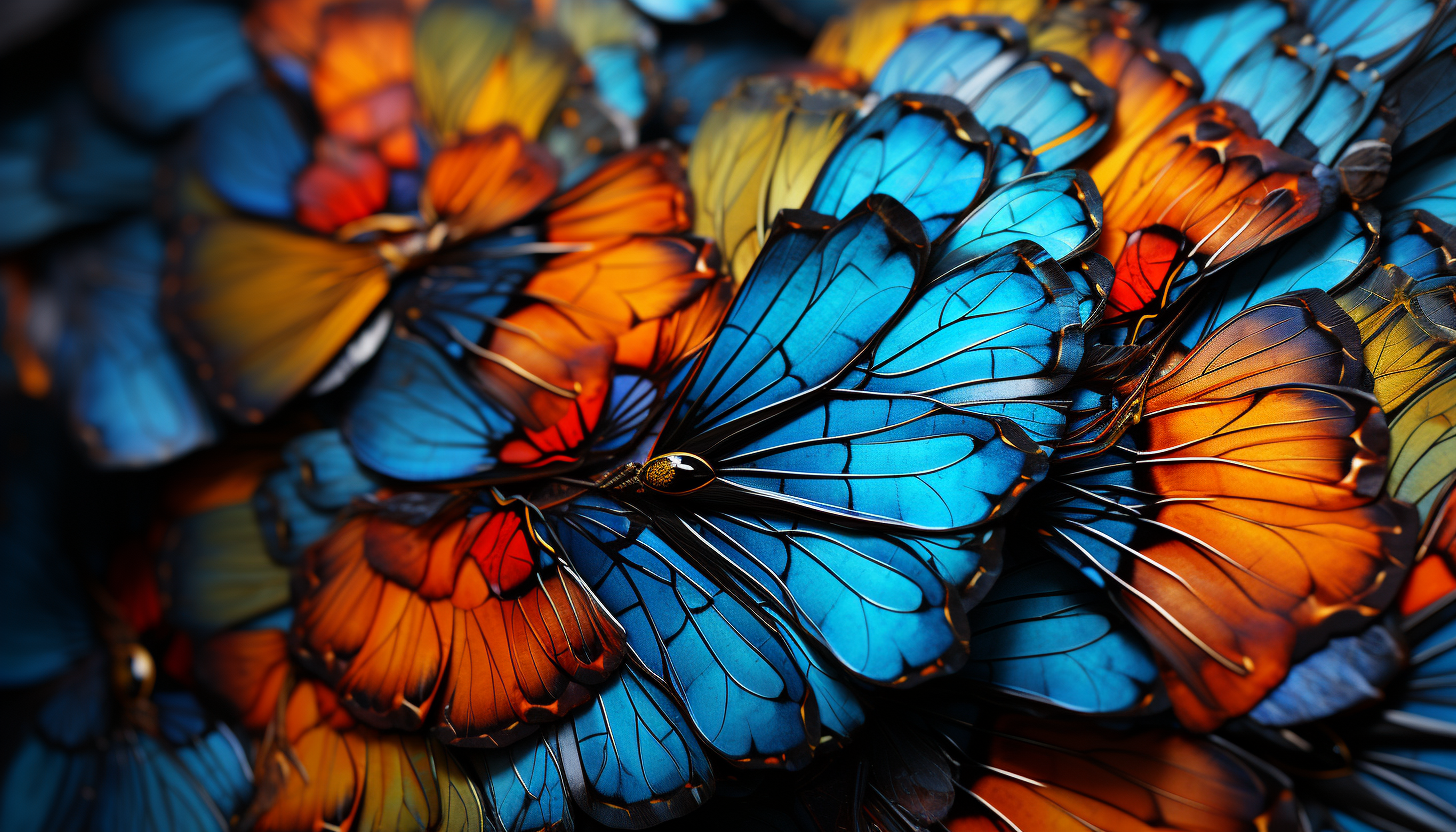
1122 295 1417 730
195 626 291 730
1082 30 1202 194
950 713 1275 831
1099 103 1327 336
436 566 626 747
311 5 416 146
544 142 694 242
422 126 560 243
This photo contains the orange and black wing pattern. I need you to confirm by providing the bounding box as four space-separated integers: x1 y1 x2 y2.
1040 292 1417 730
292 494 626 743
1097 102 1331 342
949 712 1281 831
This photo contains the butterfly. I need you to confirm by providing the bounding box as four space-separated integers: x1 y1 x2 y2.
39 217 217 468
167 0 681 426
0 399 254 832
1036 291 1418 731
1096 101 1331 342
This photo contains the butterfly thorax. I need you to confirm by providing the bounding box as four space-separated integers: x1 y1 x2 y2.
599 453 716 496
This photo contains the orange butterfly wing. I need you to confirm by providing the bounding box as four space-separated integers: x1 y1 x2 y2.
311 5 416 148
474 235 722 443
1098 103 1328 338
951 713 1278 831
195 626 290 730
544 141 694 242
163 218 392 422
1118 294 1416 730
1081 30 1202 193
421 126 560 243
249 681 365 832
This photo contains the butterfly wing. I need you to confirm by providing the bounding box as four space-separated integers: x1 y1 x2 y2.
1156 0 1292 93
931 169 1102 280
160 500 291 639
870 16 1028 105
688 75 859 281
1175 205 1380 351
959 546 1161 714
1215 25 1334 146
552 665 716 828
47 218 217 468
1288 56 1384 165
1379 152 1456 224
163 217 392 422
1082 30 1203 192
659 196 924 449
1306 0 1440 75
805 94 995 240
969 52 1116 170
1041 293 1417 731
951 713 1278 831
89 0 259 136
422 127 560 243
464 729 571 832
1098 102 1330 340
685 509 972 686
550 494 817 769
196 86 309 220
413 0 574 144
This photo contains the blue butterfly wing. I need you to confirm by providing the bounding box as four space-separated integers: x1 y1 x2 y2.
197 86 309 220
92 735 235 832
466 730 572 832
771 616 865 739
1176 206 1380 351
343 334 517 482
930 170 1102 281
1310 604 1456 831
1388 49 1456 155
1380 152 1456 225
1380 209 1456 289
1158 0 1293 93
554 665 715 827
686 510 970 686
1216 26 1334 145
852 241 1087 452
657 38 797 144
43 90 156 217
550 494 816 768
959 547 1160 714
583 45 650 123
968 54 1114 170
987 126 1039 190
805 94 993 240
712 390 1044 531
90 0 258 136
153 694 254 824
48 218 217 469
254 429 377 563
870 16 1028 106
0 734 98 832
1288 56 1383 164
253 468 332 566
1248 623 1404 725
658 196 925 449
626 0 722 23
1307 0 1438 74
285 429 378 509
